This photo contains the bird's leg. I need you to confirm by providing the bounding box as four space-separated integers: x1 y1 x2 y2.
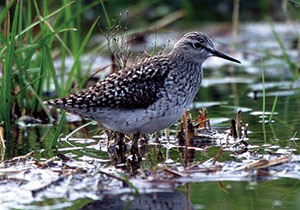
154 131 160 143
116 133 127 164
130 133 142 162
107 131 127 165
139 134 148 157
128 133 142 173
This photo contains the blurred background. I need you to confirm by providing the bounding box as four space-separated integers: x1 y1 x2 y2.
0 0 293 41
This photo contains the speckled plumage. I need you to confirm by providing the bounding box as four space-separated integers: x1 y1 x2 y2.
45 32 240 134
50 56 172 109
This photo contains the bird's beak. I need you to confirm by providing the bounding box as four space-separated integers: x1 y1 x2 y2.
211 49 241 64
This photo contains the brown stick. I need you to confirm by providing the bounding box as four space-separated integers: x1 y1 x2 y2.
236 110 242 139
0 123 5 162
230 119 237 139
213 147 223 165
185 183 190 210
218 181 228 193
0 123 6 150
164 168 187 177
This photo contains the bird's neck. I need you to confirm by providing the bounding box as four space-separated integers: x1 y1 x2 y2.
167 51 203 88
175 56 203 78
179 60 203 108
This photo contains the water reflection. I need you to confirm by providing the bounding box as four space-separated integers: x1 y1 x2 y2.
82 190 195 210
182 179 300 210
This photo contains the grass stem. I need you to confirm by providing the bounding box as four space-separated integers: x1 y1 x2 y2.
261 59 267 144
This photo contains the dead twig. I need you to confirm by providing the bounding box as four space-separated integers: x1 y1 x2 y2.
233 156 290 172
218 181 228 193
22 151 34 159
230 119 237 139
197 108 211 129
236 110 242 139
164 168 187 177
212 147 223 165
250 156 290 170
98 170 128 185
103 11 133 72
185 183 191 210
0 122 6 149
31 177 65 197
0 123 6 162
185 165 222 173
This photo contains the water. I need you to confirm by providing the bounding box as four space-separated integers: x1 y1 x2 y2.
180 180 300 210
2 79 299 209
1 23 300 209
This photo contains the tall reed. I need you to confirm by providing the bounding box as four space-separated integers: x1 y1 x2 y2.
0 1 101 140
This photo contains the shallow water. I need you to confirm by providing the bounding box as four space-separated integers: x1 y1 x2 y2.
1 23 300 209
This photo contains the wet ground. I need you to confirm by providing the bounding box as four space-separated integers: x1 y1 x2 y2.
1 23 300 209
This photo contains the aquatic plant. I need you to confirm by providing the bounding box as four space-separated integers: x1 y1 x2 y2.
0 0 100 140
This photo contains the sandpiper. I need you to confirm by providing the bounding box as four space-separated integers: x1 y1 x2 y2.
45 32 240 138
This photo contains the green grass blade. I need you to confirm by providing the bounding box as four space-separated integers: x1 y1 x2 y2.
0 32 9 46
22 46 40 70
17 1 75 39
268 123 278 142
25 0 32 44
0 0 16 25
261 59 267 144
43 0 48 17
31 44 47 112
289 0 300 6
65 17 100 94
119 173 139 210
268 94 278 122
288 2 300 20
16 1 25 109
64 0 81 85
100 0 111 28
51 1 99 38
269 21 298 80
64 121 95 140
0 1 76 56
11 74 45 102
45 44 61 97
24 79 54 122
1 1 19 138
18 0 23 40
0 43 39 59
52 111 66 148
291 131 298 147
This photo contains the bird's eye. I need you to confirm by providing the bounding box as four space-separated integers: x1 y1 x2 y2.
193 42 201 49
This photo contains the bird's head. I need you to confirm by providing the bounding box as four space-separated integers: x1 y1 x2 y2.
171 32 241 64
